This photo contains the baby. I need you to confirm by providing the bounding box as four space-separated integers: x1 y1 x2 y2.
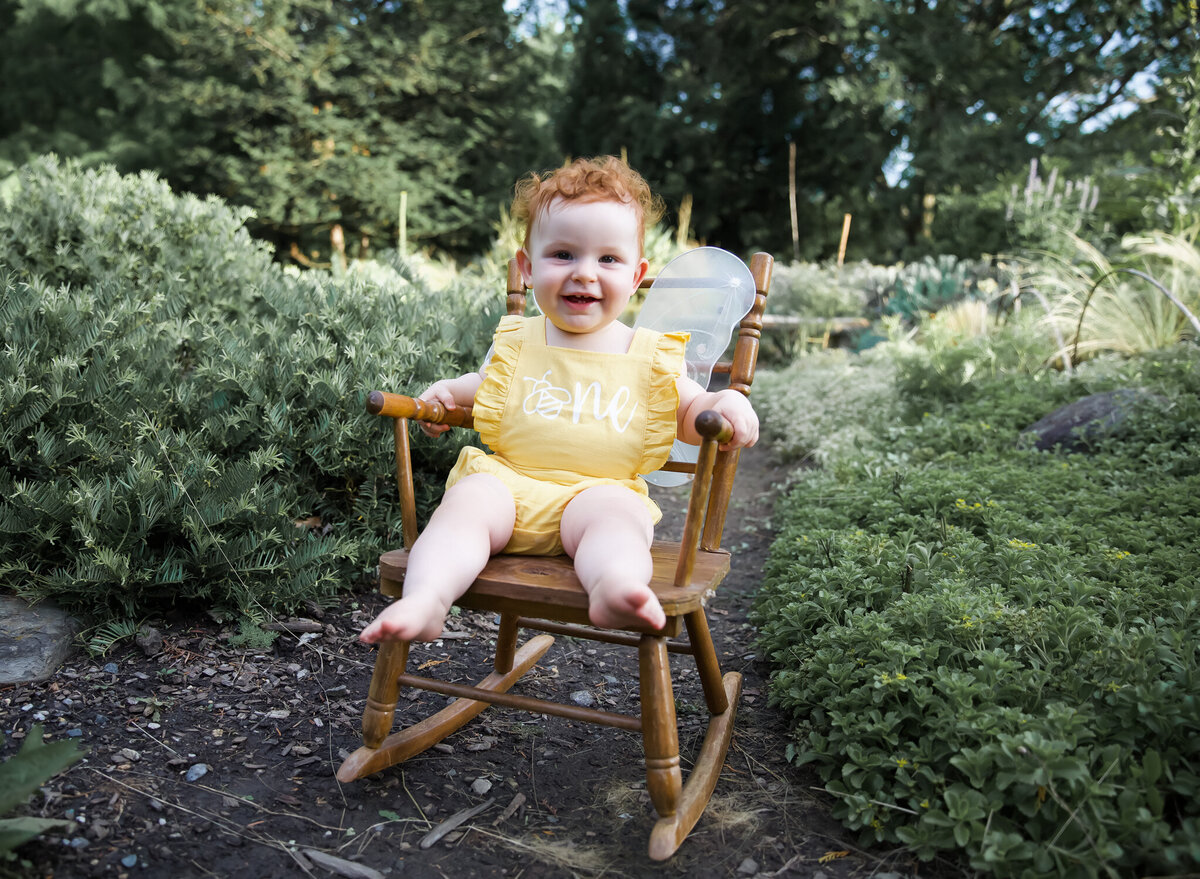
360 156 758 644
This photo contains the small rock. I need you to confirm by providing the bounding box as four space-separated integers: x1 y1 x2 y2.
66 729 83 737
185 763 209 782
470 778 493 795
569 690 595 708
121 854 138 868
135 626 163 656
736 857 758 875
303 849 386 879
103 663 119 675
69 837 89 849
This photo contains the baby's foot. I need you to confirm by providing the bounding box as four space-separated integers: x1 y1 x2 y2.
359 593 449 643
586 581 666 631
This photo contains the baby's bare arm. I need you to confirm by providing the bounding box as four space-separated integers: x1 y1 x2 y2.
675 376 759 450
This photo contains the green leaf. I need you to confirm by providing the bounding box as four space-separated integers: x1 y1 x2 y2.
1142 749 1163 785
0 816 74 855
0 725 85 816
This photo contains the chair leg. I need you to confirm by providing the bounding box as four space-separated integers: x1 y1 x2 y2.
639 635 682 819
643 612 743 861
362 640 410 748
494 612 519 673
684 609 729 715
647 670 742 861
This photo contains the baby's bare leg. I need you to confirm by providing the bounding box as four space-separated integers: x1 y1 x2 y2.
360 474 515 643
561 485 665 631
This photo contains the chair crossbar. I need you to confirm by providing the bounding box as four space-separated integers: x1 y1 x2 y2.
395 673 642 731
517 618 696 655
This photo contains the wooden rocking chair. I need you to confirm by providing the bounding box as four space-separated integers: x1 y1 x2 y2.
338 252 774 860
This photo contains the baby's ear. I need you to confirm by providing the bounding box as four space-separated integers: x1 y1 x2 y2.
516 248 534 287
632 256 649 290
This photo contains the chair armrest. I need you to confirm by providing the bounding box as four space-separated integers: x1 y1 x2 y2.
366 391 475 429
693 409 733 445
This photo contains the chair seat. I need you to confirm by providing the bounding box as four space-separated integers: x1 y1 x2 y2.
379 541 730 625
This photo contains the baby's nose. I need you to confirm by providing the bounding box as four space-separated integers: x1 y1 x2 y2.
572 260 598 281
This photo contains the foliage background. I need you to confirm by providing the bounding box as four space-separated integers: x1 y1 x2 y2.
2 2 1199 874
0 0 1194 263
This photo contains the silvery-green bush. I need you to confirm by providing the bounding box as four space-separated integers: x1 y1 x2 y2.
1 156 499 622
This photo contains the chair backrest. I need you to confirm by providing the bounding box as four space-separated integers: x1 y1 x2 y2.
504 252 774 551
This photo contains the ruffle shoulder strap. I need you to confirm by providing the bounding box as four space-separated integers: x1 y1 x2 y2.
472 315 529 447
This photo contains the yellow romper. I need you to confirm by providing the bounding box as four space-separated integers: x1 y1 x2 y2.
446 315 687 555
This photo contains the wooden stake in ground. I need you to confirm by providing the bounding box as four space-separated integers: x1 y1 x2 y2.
398 191 408 254
788 141 800 263
837 213 851 267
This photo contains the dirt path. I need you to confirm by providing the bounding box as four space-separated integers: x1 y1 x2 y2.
4 444 915 878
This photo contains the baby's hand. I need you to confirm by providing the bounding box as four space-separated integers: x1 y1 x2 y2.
708 390 759 450
417 380 458 438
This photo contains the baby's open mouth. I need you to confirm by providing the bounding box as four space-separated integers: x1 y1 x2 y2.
564 294 599 304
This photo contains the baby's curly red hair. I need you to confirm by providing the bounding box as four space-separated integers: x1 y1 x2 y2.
512 156 665 255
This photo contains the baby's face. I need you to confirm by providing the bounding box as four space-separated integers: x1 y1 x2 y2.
518 198 649 339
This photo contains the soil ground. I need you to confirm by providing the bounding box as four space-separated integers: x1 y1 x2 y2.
4 444 935 879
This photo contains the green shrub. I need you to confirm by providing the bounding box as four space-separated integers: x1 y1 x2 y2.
0 155 272 320
754 347 1200 877
0 157 499 623
1005 158 1109 258
754 351 900 471
890 313 1063 413
885 255 996 322
768 262 876 319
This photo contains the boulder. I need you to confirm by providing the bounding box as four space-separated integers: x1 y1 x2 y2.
1023 388 1164 452
0 595 79 684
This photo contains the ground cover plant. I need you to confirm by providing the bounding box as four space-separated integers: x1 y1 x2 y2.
753 345 1200 877
0 725 83 870
0 157 500 628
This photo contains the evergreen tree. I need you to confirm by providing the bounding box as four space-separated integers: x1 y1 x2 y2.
0 0 566 259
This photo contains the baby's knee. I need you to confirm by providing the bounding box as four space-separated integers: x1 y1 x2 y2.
561 486 654 553
433 474 516 549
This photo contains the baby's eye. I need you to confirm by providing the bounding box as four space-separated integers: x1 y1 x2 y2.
552 250 572 260
599 254 618 263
